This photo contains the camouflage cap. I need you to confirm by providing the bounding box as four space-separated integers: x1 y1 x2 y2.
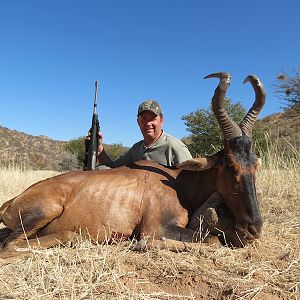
137 99 162 116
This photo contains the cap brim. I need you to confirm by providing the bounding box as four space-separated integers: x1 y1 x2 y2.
138 109 159 116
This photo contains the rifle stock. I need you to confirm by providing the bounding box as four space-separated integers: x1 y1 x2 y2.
84 81 100 170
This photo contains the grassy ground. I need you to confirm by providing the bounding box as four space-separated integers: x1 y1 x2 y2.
0 149 299 299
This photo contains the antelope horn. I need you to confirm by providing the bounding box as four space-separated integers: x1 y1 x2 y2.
240 75 266 136
204 72 242 140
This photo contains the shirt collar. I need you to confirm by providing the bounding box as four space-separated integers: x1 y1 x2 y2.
143 130 165 149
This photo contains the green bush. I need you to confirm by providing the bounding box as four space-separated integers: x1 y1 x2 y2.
182 98 245 156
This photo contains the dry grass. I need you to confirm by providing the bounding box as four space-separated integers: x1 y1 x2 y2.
0 146 299 299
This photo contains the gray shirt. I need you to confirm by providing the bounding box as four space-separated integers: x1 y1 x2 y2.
108 131 192 168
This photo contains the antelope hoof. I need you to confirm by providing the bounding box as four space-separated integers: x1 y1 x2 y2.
130 238 149 251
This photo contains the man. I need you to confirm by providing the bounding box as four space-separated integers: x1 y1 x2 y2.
96 99 192 168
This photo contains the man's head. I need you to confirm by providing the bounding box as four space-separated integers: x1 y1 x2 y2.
137 99 163 117
137 99 164 145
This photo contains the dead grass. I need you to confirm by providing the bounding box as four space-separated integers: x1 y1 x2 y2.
0 167 57 203
0 148 299 299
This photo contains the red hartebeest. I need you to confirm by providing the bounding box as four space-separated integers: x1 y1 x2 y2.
0 73 265 257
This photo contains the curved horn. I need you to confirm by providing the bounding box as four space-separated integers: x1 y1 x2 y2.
240 75 266 136
204 72 242 140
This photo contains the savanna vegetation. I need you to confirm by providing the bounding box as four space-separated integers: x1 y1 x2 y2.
274 68 300 111
0 135 299 299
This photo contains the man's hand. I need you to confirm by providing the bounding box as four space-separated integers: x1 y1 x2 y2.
97 131 104 154
86 129 104 154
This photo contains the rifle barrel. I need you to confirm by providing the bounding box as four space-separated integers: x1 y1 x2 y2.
93 80 99 114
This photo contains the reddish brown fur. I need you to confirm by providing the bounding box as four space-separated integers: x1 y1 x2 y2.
0 162 195 255
0 151 262 256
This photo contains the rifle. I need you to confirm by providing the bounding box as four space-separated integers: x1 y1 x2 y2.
84 81 100 170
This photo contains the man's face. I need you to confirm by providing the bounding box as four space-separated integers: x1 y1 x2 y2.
137 111 164 141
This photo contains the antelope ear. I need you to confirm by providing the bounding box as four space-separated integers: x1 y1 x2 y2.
176 157 216 171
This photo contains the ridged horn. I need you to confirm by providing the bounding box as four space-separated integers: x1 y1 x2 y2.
204 72 242 140
240 75 266 136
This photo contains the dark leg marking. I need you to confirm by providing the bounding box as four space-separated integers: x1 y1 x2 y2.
2 206 61 250
163 225 197 242
0 227 12 243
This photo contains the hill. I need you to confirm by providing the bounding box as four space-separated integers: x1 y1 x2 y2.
0 108 299 170
0 126 66 170
260 108 300 148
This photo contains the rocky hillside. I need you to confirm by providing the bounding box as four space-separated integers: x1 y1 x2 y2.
0 126 66 170
260 108 300 148
0 108 299 170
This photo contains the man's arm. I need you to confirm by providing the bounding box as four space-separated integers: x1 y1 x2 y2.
97 146 114 167
96 132 115 167
168 135 193 164
174 144 193 164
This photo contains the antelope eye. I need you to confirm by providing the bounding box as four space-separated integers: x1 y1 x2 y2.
226 165 238 174
234 174 240 184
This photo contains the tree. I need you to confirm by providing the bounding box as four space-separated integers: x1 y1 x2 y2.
63 137 86 168
274 68 300 111
58 151 80 171
61 137 128 169
182 98 271 157
105 143 128 160
182 98 246 156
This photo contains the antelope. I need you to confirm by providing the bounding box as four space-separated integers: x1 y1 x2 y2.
0 72 265 258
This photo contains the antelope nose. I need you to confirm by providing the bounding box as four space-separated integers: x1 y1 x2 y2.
235 217 263 240
248 224 262 239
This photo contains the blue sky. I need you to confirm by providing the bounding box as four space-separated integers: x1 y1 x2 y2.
0 1 299 146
